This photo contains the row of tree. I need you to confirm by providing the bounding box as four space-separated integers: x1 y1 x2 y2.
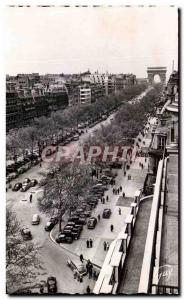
6 84 147 162
85 84 163 147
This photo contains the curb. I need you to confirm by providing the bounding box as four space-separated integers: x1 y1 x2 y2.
49 228 101 270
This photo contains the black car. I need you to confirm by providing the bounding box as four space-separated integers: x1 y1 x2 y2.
50 216 58 225
12 182 22 191
47 276 57 294
71 228 81 240
87 217 97 229
76 217 86 225
56 233 73 244
45 221 55 232
68 216 79 223
30 179 38 187
102 209 112 219
21 228 32 241
74 224 83 231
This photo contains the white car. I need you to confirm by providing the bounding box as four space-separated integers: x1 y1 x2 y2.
32 214 40 225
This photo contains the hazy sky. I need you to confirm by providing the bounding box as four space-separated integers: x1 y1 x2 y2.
5 6 178 78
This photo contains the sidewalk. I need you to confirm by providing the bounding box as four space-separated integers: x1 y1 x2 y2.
51 121 154 269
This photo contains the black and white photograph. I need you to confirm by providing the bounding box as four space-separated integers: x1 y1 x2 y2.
3 3 180 296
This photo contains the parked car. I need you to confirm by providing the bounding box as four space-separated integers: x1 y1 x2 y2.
67 221 76 227
47 276 57 294
76 217 86 225
102 208 112 219
12 182 22 191
32 214 40 225
68 216 79 223
56 233 73 244
82 211 91 218
67 259 87 276
71 228 81 240
20 183 31 192
45 221 55 231
21 228 32 241
50 216 58 225
64 225 74 231
74 224 83 231
87 217 97 229
72 134 79 141
30 179 38 187
23 178 31 184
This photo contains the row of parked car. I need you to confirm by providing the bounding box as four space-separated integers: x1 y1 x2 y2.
12 178 38 192
55 169 116 244
6 152 41 184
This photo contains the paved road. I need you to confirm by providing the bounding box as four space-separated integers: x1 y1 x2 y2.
6 88 152 293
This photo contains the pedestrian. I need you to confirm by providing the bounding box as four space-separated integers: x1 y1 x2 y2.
106 195 109 201
120 186 122 192
78 273 83 282
40 284 44 294
104 241 107 251
117 188 119 194
30 194 32 203
89 267 93 279
145 157 147 162
74 269 78 279
93 270 97 281
106 242 110 251
89 239 93 248
98 214 100 221
39 162 42 167
80 254 84 262
102 197 105 204
124 171 126 176
118 208 121 215
112 188 115 194
86 285 91 294
86 239 89 248
110 224 114 232
123 192 125 198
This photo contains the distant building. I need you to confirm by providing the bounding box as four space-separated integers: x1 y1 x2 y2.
6 75 69 131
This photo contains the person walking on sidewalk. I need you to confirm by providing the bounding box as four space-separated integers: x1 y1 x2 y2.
86 286 91 294
88 265 93 279
106 195 109 201
86 239 89 248
118 208 121 215
98 214 100 221
110 224 114 232
29 194 33 203
80 254 84 263
89 239 93 248
106 242 110 251
103 241 107 251
123 192 125 198
120 186 122 192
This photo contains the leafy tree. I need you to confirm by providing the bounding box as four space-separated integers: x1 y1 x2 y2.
6 208 44 294
37 163 92 231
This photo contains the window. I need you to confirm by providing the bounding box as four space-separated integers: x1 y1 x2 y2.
157 136 165 150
